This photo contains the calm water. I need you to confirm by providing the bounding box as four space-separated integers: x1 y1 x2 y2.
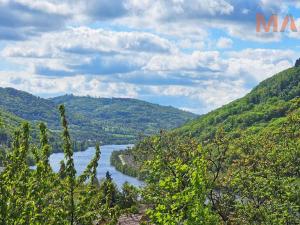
49 144 143 189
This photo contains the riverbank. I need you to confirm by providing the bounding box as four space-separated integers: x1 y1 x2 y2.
49 144 143 189
110 148 145 180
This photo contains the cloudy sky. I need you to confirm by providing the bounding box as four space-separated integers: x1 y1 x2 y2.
0 0 299 114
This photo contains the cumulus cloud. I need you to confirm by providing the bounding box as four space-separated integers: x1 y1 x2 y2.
0 0 298 42
0 0 73 40
3 27 174 58
216 37 233 49
144 51 223 72
2 27 176 76
0 71 140 98
0 0 298 114
83 0 128 20
117 0 295 42
226 49 296 86
1 45 296 114
146 78 248 113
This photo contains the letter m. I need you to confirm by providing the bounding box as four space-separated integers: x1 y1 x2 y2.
256 14 278 32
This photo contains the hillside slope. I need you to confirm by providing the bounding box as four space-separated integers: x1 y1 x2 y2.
115 66 300 178
175 66 300 141
124 66 300 224
0 108 25 146
0 88 59 127
0 88 197 145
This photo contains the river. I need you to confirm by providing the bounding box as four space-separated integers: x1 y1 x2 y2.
49 144 143 189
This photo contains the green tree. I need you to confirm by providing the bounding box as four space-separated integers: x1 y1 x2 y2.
120 181 139 210
226 112 300 224
76 143 102 224
142 133 219 225
59 105 76 224
0 105 122 224
0 123 31 224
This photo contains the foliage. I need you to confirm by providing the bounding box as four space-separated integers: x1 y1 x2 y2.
134 113 300 224
122 67 300 179
128 66 300 224
110 149 142 178
0 106 140 225
223 112 300 224
0 106 89 158
141 133 219 224
119 182 139 211
1 66 300 224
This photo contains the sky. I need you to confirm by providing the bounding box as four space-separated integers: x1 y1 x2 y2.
0 0 300 114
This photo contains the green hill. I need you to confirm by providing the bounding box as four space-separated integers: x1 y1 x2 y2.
113 67 300 224
0 108 25 146
115 66 300 178
0 108 42 165
0 88 197 146
0 88 60 127
51 95 196 143
175 66 300 140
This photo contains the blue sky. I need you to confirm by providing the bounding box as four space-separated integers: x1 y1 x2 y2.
0 0 300 114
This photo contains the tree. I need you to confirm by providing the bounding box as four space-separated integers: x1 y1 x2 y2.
59 105 76 224
94 171 120 224
120 182 139 210
76 143 102 224
0 105 121 224
0 123 32 224
213 112 300 224
142 133 219 224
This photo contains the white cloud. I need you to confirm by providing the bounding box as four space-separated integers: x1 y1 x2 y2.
0 0 298 114
147 78 248 113
3 27 175 58
126 0 234 19
216 37 233 49
2 27 177 76
144 51 223 72
226 48 296 81
0 72 139 98
14 0 75 16
177 39 205 50
287 18 300 39
2 46 295 114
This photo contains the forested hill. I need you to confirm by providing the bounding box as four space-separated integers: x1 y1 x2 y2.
0 87 197 145
51 94 196 134
0 88 59 127
175 66 300 140
120 66 300 179
126 65 300 224
0 108 25 147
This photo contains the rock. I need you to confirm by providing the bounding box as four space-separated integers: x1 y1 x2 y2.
295 58 300 67
117 214 143 225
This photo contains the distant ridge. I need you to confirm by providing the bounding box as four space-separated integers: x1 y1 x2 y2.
0 87 197 145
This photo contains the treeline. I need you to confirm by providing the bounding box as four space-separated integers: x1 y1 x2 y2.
51 139 90 153
0 105 140 225
111 150 141 179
